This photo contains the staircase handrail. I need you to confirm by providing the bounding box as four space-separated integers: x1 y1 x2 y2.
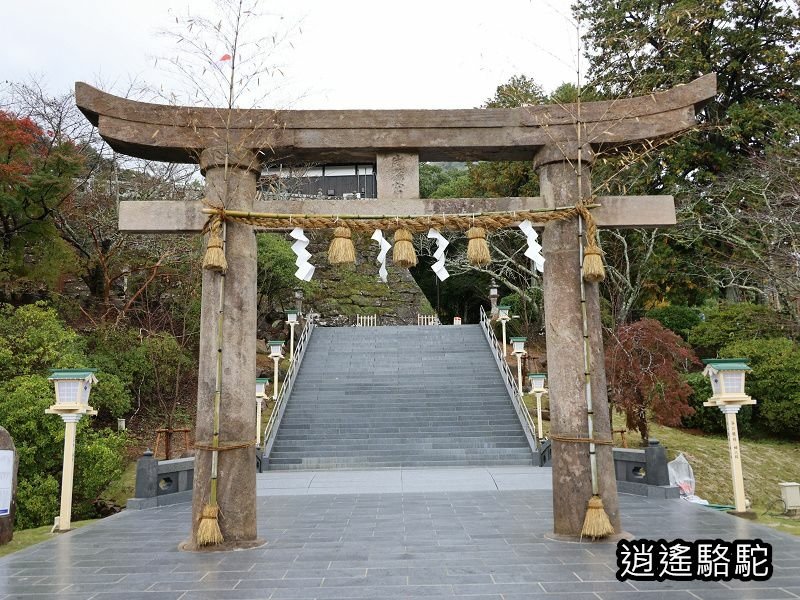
478 305 538 452
262 317 316 460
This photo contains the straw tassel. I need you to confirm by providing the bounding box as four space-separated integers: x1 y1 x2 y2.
202 216 228 273
392 228 417 268
577 206 615 540
581 495 615 539
466 227 491 266
578 206 605 283
197 239 228 547
197 504 224 545
328 227 356 264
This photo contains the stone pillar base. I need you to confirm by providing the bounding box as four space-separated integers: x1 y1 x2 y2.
179 538 267 553
726 510 758 520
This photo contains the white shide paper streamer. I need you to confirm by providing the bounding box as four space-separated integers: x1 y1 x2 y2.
370 229 392 282
518 219 544 273
427 228 450 281
290 228 315 281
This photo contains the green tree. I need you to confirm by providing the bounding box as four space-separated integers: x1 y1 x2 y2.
0 302 84 381
87 326 193 433
0 110 83 291
256 233 304 328
681 371 754 436
688 302 795 357
574 0 800 175
720 337 800 437
574 0 800 319
646 305 703 339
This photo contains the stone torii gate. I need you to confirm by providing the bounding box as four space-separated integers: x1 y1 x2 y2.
76 74 716 548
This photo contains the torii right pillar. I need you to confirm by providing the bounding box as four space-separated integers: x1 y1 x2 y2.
535 143 621 538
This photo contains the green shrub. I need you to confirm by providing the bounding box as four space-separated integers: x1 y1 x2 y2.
72 430 128 520
86 327 192 418
720 337 800 437
646 305 702 339
688 302 794 357
89 373 132 419
0 302 85 381
0 374 128 528
14 475 60 530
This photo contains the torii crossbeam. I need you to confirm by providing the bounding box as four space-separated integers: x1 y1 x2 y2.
76 74 716 549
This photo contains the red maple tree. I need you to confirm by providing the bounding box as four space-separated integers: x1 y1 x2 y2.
605 318 700 443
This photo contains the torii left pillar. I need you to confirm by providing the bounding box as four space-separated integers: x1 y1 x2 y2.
187 148 262 550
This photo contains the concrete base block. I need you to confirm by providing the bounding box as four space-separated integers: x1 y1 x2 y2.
617 480 680 499
127 489 193 510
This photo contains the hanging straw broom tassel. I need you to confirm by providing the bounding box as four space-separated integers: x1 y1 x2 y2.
577 212 615 540
577 206 605 283
197 235 227 547
392 228 417 268
466 226 491 267
328 226 356 264
582 495 615 539
202 215 228 273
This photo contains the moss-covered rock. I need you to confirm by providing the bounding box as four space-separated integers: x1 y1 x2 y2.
304 231 434 325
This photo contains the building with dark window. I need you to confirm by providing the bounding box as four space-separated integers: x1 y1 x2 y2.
261 164 377 199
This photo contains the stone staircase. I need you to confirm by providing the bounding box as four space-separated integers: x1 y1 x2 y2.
266 325 536 470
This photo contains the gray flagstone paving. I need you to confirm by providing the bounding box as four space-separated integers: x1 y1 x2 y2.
1 468 800 599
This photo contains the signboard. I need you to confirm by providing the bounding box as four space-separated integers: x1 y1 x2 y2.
0 450 13 517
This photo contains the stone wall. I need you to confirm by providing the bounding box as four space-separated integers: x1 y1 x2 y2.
305 231 434 326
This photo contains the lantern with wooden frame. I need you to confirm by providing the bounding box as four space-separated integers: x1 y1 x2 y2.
46 369 98 533
286 310 299 361
528 372 548 442
702 358 756 515
268 341 284 400
497 305 511 356
255 377 269 446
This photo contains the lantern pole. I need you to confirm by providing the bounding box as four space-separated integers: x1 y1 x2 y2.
268 342 284 401
46 369 97 533
721 405 747 512
534 391 545 442
702 358 756 517
272 357 279 401
289 322 296 361
57 414 82 532
255 398 262 446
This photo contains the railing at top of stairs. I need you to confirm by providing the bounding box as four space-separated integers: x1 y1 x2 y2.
260 317 315 468
478 305 540 458
355 314 377 327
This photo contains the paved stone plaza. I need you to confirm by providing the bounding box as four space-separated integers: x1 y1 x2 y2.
2 467 800 599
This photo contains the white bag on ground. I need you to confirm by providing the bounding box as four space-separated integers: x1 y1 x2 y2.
668 453 709 505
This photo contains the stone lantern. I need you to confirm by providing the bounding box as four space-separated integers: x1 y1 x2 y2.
489 279 499 318
46 369 98 532
702 358 756 515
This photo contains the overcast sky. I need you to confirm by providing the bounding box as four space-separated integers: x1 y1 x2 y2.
3 0 581 110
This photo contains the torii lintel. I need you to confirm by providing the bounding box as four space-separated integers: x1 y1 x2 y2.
75 74 716 165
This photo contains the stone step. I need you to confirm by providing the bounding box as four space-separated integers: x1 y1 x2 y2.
270 449 533 459
274 431 528 441
267 457 535 470
265 324 534 469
